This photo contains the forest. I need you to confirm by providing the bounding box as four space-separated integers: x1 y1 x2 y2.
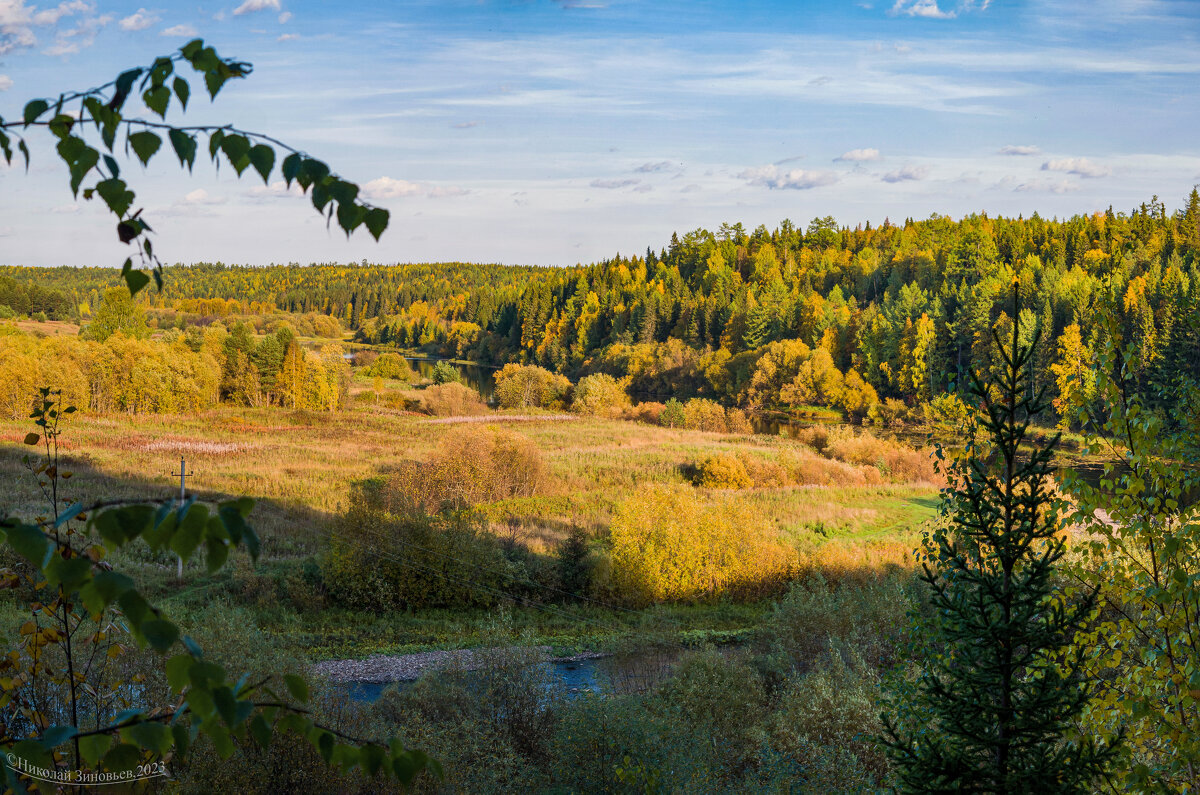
4 191 1198 430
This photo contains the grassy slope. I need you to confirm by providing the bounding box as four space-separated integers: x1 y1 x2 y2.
0 390 940 658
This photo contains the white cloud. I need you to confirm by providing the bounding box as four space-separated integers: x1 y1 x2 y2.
1013 177 1079 193
1 0 93 55
881 164 929 182
999 144 1040 155
740 165 839 190
0 74 11 91
835 147 880 162
183 188 225 205
50 203 79 213
278 11 292 23
233 0 281 15
427 185 468 198
277 33 298 42
634 160 674 173
119 8 157 31
161 23 198 37
38 6 111 56
1041 157 1111 178
452 120 480 129
362 177 423 199
248 180 303 198
891 0 956 19
590 178 640 188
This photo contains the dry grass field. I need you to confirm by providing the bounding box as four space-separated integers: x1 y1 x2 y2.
0 384 940 656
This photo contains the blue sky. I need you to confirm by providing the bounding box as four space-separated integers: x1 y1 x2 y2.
2 0 1199 267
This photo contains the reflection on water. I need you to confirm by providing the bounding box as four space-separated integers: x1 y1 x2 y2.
337 652 678 704
403 357 498 403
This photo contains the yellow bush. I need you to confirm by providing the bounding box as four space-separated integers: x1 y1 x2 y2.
571 372 630 417
725 407 753 434
682 398 727 432
389 426 546 511
494 363 571 409
695 454 753 489
420 382 488 416
608 485 798 605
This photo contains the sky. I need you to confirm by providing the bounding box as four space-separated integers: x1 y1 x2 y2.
1 0 1199 268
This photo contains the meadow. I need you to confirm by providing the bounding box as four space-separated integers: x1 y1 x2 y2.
0 367 939 658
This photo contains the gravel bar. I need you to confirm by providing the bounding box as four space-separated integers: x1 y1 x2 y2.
313 646 607 684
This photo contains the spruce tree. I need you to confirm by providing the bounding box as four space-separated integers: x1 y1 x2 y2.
882 287 1117 793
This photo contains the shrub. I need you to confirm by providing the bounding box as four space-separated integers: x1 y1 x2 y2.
695 454 753 489
571 372 631 417
761 572 915 670
923 391 971 429
725 407 753 434
323 485 508 610
659 397 685 428
419 381 487 416
682 398 727 432
838 368 879 423
867 396 908 427
365 351 415 381
769 647 887 787
824 430 939 484
655 649 768 777
389 426 547 510
431 360 462 384
623 400 664 425
608 485 798 605
494 363 571 409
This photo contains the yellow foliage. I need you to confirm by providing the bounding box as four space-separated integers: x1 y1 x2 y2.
608 485 798 605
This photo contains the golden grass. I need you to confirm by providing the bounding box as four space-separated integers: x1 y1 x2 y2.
0 398 939 577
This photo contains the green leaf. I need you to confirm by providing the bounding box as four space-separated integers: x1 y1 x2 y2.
102 742 142 773
128 131 162 166
44 554 92 589
142 618 180 652
249 714 271 749
103 154 120 178
248 144 275 184
173 76 190 110
122 721 172 756
123 267 151 296
365 207 389 241
169 129 197 172
337 202 366 236
205 534 229 574
143 85 171 118
56 135 100 197
95 178 135 219
22 432 40 445
205 70 227 99
180 39 204 60
55 501 85 528
220 134 250 173
166 654 193 693
113 68 143 108
81 570 135 616
79 733 112 766
5 522 52 568
170 504 207 560
41 724 79 748
23 99 49 126
171 724 190 758
283 673 309 703
281 152 302 187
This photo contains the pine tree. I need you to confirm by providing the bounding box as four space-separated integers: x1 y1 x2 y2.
882 288 1117 793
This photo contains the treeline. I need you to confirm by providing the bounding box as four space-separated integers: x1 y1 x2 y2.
6 192 1200 423
0 290 350 418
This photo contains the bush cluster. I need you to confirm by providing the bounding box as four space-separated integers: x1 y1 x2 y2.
494 363 572 410
418 382 488 417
